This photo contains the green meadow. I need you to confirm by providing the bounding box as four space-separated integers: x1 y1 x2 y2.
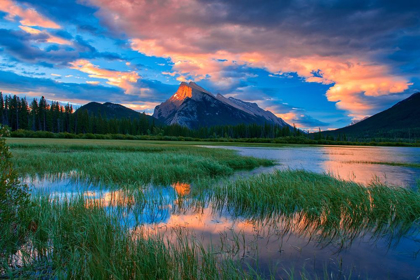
2 138 420 279
8 138 274 185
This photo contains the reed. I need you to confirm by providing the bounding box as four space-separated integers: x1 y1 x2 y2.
9 138 273 185
1 195 260 279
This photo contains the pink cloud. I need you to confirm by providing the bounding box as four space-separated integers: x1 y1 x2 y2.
19 26 72 45
70 59 140 94
89 0 412 120
121 102 160 113
1 0 60 28
86 81 100 85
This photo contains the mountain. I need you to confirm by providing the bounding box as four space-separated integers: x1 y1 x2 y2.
77 102 156 122
153 82 290 129
324 92 420 138
215 94 289 127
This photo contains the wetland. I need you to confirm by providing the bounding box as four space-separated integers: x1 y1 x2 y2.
2 138 420 279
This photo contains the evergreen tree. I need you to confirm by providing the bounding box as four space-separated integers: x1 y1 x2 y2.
39 96 48 131
0 92 3 124
30 99 39 131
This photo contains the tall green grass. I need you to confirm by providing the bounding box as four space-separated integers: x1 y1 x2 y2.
5 138 420 278
344 160 420 169
1 195 259 279
10 139 273 185
206 170 420 245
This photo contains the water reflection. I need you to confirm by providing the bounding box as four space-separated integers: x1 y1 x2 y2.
203 145 420 188
25 176 420 279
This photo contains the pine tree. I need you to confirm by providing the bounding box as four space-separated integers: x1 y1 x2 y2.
39 96 47 131
19 97 29 130
30 99 39 131
0 92 3 124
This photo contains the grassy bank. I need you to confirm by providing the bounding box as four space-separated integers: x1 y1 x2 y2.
343 160 420 169
3 138 420 279
8 129 420 147
207 170 420 243
8 138 273 185
1 196 256 279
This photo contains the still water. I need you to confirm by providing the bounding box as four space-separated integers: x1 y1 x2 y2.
25 145 420 279
204 145 420 188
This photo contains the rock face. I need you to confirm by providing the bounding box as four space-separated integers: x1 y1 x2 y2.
153 82 290 129
215 94 289 127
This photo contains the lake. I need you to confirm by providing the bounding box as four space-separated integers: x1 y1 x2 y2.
25 144 420 279
203 145 420 188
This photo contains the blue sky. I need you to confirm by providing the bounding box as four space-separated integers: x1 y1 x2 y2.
0 0 419 131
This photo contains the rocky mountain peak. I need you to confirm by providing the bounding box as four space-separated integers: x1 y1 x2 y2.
169 82 213 104
153 82 290 129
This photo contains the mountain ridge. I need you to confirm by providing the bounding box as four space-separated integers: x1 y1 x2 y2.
76 102 156 122
153 82 290 129
323 92 420 138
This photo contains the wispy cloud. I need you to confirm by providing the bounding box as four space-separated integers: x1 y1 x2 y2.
19 25 72 45
91 0 417 120
1 0 60 28
70 59 140 94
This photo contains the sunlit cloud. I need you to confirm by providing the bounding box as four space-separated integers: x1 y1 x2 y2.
86 81 100 85
19 25 72 45
1 0 419 130
121 102 160 113
92 0 413 121
1 0 60 29
271 57 412 119
162 71 177 77
70 59 140 94
275 112 297 123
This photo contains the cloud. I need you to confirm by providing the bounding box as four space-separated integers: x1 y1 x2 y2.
69 59 140 94
19 25 72 45
0 69 177 114
0 0 60 28
86 81 99 85
276 111 329 130
0 69 125 103
0 28 122 66
88 0 418 120
225 85 328 129
121 102 160 113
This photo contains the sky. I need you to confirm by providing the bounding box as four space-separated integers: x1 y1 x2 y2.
0 0 419 131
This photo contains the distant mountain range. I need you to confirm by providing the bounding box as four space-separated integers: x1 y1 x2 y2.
153 82 290 129
77 101 157 123
76 84 419 138
324 92 420 138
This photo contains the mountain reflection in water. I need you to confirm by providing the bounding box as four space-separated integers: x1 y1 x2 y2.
26 174 420 279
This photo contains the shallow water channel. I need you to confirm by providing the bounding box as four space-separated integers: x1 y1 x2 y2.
26 145 420 279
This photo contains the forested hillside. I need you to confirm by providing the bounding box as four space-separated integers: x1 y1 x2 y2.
0 93 298 139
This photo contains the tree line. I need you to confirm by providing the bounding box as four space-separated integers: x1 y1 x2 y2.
0 93 301 139
1 92 419 144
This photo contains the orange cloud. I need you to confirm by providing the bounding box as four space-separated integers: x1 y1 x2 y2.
19 25 71 45
1 0 60 28
279 57 411 118
121 102 160 112
275 112 297 122
131 39 235 84
70 59 140 94
132 40 412 120
92 0 413 120
86 81 100 85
